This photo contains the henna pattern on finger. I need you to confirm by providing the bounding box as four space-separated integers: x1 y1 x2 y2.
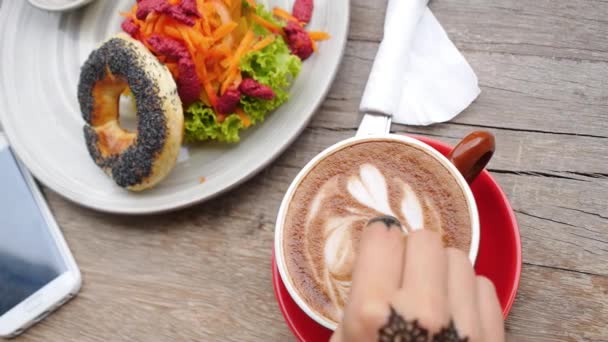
378 306 468 342
367 215 402 230
432 321 468 342
378 306 428 341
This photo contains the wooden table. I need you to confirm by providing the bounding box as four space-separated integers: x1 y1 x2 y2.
5 0 607 341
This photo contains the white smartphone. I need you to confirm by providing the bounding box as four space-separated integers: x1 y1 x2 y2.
0 133 81 338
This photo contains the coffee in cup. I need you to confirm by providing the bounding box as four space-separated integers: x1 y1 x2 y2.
275 133 493 329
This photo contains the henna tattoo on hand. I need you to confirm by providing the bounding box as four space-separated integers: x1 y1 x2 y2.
432 321 468 342
378 306 428 342
378 306 468 342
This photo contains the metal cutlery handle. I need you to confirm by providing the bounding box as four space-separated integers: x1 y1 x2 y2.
356 113 392 137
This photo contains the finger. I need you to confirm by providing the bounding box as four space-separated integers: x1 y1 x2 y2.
446 248 482 341
340 216 406 341
329 325 343 342
349 216 406 304
394 229 450 333
476 276 505 342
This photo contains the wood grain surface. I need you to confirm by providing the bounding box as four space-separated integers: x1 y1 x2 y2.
3 0 608 341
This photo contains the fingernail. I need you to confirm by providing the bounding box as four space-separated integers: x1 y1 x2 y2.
367 215 402 230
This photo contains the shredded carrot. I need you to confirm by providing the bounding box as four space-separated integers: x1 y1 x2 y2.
272 7 298 23
311 39 318 52
221 29 254 94
234 72 243 88
196 0 211 37
182 32 196 54
235 108 252 127
168 0 180 4
192 52 211 104
200 62 218 106
222 69 239 94
198 89 211 107
165 62 179 77
120 3 137 19
212 22 238 42
250 35 275 51
220 58 231 69
187 27 209 51
230 0 242 21
164 26 182 40
245 0 256 7
142 12 159 37
208 43 231 65
251 14 282 33
308 31 331 41
152 14 167 35
201 15 212 36
193 52 206 82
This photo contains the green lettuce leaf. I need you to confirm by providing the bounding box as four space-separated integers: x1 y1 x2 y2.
240 37 301 123
184 103 243 143
246 4 284 36
255 4 282 26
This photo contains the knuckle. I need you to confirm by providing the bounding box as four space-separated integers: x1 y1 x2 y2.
467 330 482 342
412 228 442 242
447 248 475 278
446 247 469 262
415 304 450 332
455 320 482 342
342 298 391 338
393 292 450 333
350 300 390 330
477 276 497 294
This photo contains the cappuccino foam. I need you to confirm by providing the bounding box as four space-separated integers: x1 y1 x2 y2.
282 139 471 324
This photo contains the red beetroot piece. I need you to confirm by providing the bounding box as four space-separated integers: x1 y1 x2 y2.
147 35 202 106
284 21 314 60
239 78 275 100
292 0 313 24
147 34 189 60
175 58 202 106
136 0 168 20
179 0 200 17
136 0 198 26
216 89 241 114
121 18 140 38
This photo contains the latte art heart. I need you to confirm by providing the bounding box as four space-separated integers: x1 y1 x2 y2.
283 140 472 324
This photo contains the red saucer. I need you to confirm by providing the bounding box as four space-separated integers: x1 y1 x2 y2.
271 135 522 342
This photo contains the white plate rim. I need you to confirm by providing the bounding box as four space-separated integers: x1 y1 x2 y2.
26 0 96 12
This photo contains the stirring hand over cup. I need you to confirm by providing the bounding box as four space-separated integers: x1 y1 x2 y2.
331 223 505 342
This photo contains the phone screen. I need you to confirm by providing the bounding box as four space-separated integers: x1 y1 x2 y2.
0 147 68 316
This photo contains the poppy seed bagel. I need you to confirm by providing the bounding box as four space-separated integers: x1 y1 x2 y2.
78 33 184 191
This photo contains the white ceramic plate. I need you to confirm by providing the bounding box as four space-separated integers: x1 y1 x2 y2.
0 0 348 214
27 0 96 12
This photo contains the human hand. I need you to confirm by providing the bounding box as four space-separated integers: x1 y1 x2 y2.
331 216 505 342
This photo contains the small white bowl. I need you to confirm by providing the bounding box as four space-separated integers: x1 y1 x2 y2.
27 0 96 12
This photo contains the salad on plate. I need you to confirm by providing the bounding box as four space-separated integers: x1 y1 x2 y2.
119 0 329 143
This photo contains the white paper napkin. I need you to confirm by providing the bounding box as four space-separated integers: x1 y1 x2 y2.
360 0 480 126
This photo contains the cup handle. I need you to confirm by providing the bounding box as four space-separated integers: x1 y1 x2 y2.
448 131 496 184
